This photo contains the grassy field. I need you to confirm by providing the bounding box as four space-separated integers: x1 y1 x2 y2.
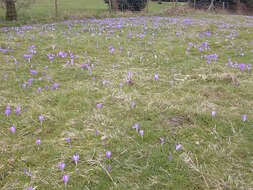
0 4 253 190
0 0 181 25
0 0 108 23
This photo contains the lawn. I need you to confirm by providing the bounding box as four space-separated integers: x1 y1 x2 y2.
0 10 253 190
0 0 188 25
0 0 108 24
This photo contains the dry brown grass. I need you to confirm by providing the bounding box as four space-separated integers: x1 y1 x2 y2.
163 4 253 16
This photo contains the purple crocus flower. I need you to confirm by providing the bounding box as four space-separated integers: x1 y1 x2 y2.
72 154 79 166
132 124 139 132
36 139 41 146
28 187 34 190
108 164 112 172
16 106 21 114
28 78 34 83
66 137 72 148
155 73 158 81
131 102 136 108
161 137 165 145
170 81 174 86
212 111 216 117
29 45 36 49
66 137 71 143
176 144 182 151
239 64 246 71
51 83 59 89
30 70 37 75
10 126 16 134
4 106 11 116
59 162 66 171
24 54 32 60
242 114 247 122
139 130 144 137
97 103 102 109
84 64 90 70
106 151 111 160
169 154 172 160
63 175 69 185
39 115 44 122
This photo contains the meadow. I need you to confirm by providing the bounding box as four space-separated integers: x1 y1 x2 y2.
0 0 180 25
0 1 253 190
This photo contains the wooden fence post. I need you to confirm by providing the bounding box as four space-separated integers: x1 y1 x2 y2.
146 0 149 13
55 0 58 17
5 0 17 21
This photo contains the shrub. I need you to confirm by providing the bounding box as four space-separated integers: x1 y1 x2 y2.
242 0 253 9
104 0 147 11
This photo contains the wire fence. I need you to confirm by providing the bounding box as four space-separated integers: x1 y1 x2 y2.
1 0 248 23
0 0 190 23
188 0 231 9
0 0 109 22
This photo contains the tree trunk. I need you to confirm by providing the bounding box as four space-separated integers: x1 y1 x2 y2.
111 0 118 11
5 0 17 21
236 0 241 9
208 0 215 10
55 0 58 17
174 0 178 8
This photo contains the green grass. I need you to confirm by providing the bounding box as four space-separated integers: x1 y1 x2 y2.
147 1 186 13
0 0 187 25
0 0 108 24
0 13 253 190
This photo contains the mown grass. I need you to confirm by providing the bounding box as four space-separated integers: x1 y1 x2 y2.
0 0 188 26
0 0 108 24
0 13 253 190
